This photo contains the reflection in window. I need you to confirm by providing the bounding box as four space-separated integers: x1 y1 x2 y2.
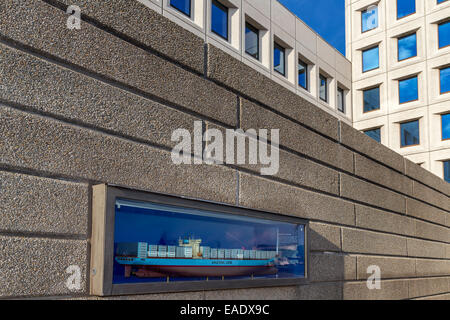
298 60 308 90
211 0 229 41
400 120 420 147
363 86 380 113
170 0 191 17
438 0 448 4
362 6 378 32
441 67 450 94
319 75 328 102
337 87 345 113
113 198 306 284
362 46 379 72
245 22 259 60
438 21 450 49
399 76 418 103
442 113 450 140
364 128 381 143
398 33 417 61
444 161 450 183
397 0 416 19
274 43 286 76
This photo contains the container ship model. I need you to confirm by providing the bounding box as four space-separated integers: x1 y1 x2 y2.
115 237 279 278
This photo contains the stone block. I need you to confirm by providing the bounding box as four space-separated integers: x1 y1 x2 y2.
342 228 407 256
356 256 415 279
340 122 404 173
0 236 88 297
56 0 205 72
241 99 353 172
341 174 406 213
309 222 342 252
309 253 356 282
239 173 355 225
355 205 415 236
354 153 413 195
0 170 88 236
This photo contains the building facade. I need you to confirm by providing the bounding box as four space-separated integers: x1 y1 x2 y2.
346 0 450 182
141 0 353 124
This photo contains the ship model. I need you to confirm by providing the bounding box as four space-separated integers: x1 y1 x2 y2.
115 237 279 278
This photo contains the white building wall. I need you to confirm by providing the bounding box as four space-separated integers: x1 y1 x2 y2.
138 0 353 124
346 0 450 181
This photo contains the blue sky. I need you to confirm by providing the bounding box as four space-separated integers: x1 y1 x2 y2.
279 0 346 55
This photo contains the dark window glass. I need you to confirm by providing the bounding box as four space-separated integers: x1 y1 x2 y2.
170 0 191 17
298 60 308 90
362 46 379 72
397 0 416 19
398 33 417 61
441 67 450 94
113 198 306 284
438 21 450 48
274 43 285 76
319 75 328 102
442 113 450 140
364 128 381 143
437 0 448 4
362 6 378 32
400 120 420 147
337 88 345 113
363 86 380 112
211 0 228 41
399 76 418 103
245 23 259 60
444 161 450 183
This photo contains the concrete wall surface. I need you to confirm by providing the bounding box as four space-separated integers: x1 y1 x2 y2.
0 0 449 300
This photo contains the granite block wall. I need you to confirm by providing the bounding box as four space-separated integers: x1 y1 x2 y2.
0 0 449 299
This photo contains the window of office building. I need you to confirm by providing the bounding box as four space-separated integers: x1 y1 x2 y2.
298 60 308 90
399 76 418 104
211 0 229 41
398 33 417 61
362 46 379 72
437 0 448 5
245 22 259 60
442 113 450 140
363 86 380 113
170 0 191 17
319 75 328 102
400 120 420 147
441 67 450 94
364 128 381 143
274 43 286 76
337 87 345 113
397 0 416 19
438 21 450 49
362 5 378 33
444 161 450 183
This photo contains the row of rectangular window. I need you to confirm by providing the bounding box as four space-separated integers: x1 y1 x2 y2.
364 113 450 146
170 0 347 114
361 66 449 113
362 0 449 34
362 21 449 74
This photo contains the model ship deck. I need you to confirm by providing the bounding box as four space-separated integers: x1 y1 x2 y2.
115 238 279 278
